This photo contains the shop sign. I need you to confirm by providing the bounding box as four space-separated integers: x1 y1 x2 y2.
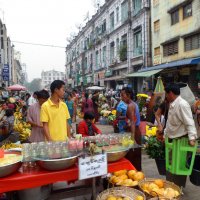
100 79 104 87
153 55 161 65
94 73 98 85
105 69 113 77
78 154 107 180
98 71 105 80
87 76 91 83
67 79 72 84
180 68 190 75
2 64 9 81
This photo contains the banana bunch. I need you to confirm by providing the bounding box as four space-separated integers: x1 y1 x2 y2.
14 111 31 142
1 142 22 150
14 111 22 120
19 128 31 141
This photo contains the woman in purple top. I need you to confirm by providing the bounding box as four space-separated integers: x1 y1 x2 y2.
27 90 49 142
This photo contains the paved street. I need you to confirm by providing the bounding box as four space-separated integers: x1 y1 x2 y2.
47 123 200 200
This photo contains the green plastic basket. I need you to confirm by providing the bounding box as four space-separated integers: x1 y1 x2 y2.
165 137 197 175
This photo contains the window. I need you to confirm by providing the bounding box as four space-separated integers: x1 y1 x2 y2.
154 47 160 56
102 46 107 67
120 34 127 61
110 42 115 64
102 20 106 33
153 0 159 7
95 51 99 69
163 41 178 56
116 38 120 53
133 29 142 56
154 20 160 32
171 10 179 25
110 12 115 32
185 33 200 51
183 3 192 19
121 1 128 22
84 57 87 69
116 7 119 23
133 0 142 15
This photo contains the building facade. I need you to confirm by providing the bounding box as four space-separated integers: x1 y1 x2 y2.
41 70 65 88
65 0 151 92
149 0 200 95
0 19 24 86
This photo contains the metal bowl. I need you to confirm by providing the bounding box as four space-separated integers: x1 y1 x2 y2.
107 149 128 162
36 156 77 171
0 161 22 178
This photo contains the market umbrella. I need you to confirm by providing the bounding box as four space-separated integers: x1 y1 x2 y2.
86 86 104 90
7 84 27 91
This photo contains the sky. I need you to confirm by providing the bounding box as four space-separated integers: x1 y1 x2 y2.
0 0 103 82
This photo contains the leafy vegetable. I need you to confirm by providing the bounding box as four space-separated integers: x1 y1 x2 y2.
144 136 165 159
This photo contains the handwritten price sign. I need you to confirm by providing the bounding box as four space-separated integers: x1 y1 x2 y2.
78 154 108 180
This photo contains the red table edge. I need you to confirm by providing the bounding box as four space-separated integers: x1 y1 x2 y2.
0 158 135 193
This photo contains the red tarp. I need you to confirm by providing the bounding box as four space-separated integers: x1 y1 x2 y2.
0 158 135 193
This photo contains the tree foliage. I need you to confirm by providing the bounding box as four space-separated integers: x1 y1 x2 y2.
27 78 42 92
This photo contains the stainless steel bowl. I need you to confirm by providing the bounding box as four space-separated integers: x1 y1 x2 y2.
107 149 128 162
0 161 22 178
36 156 77 171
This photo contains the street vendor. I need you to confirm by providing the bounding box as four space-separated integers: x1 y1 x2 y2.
116 99 127 133
27 90 49 142
121 87 142 171
40 80 71 142
78 112 102 137
164 83 197 145
0 109 19 146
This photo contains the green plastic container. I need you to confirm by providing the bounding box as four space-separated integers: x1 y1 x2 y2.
165 137 197 175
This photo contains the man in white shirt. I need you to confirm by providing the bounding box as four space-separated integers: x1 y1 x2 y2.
28 91 38 106
164 83 197 146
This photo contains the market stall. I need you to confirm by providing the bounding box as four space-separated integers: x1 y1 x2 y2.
0 157 134 193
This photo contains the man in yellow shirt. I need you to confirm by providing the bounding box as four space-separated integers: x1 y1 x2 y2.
40 80 71 141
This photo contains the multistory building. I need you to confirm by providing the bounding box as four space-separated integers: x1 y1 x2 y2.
142 0 200 95
41 70 65 88
65 0 151 92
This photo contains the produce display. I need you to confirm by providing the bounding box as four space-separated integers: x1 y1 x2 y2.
109 170 145 187
1 142 22 150
106 195 144 200
14 111 31 141
139 179 180 199
0 154 22 167
96 187 146 200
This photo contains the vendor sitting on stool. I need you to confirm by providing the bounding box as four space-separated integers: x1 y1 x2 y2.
78 112 102 137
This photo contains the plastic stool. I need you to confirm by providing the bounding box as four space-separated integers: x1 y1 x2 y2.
165 137 197 175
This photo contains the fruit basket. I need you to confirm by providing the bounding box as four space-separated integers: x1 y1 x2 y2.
96 186 146 200
149 198 172 200
109 170 145 187
138 178 182 200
